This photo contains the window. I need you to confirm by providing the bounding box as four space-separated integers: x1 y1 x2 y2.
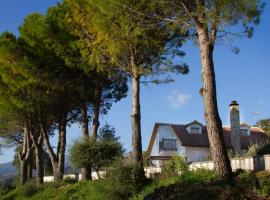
161 139 177 151
191 127 200 134
240 129 249 135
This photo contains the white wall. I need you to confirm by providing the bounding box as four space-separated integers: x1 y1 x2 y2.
150 125 211 165
150 125 185 167
184 146 211 162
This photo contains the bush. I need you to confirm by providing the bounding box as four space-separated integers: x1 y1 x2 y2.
0 182 15 197
257 144 270 156
256 171 270 196
245 143 270 157
160 155 188 179
105 159 148 200
132 168 218 200
70 139 123 174
2 180 41 199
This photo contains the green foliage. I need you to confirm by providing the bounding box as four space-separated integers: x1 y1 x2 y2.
105 159 149 200
245 142 270 157
132 169 218 200
0 182 15 197
256 118 270 136
161 156 188 178
257 143 270 156
98 124 119 143
1 180 41 200
70 139 123 172
256 171 270 197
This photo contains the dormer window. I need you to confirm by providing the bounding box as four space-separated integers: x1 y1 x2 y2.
191 127 200 134
240 128 249 136
186 121 203 134
240 123 251 136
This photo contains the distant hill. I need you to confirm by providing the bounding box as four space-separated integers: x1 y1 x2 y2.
0 162 16 177
0 162 16 185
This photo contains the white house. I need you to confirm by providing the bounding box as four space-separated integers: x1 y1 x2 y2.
147 101 267 167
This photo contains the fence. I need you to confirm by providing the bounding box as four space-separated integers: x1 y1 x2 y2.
190 154 270 172
43 155 270 182
44 171 105 183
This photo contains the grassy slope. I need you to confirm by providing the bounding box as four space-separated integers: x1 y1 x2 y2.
1 180 111 200
1 170 269 200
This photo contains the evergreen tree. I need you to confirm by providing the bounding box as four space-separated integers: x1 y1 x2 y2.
66 0 188 180
151 0 265 180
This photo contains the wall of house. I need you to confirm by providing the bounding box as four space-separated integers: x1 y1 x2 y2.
184 146 211 162
150 125 185 167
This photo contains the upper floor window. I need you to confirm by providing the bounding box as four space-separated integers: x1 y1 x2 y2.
191 127 200 134
240 129 249 136
161 139 177 151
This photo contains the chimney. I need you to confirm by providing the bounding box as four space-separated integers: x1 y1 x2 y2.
230 100 241 154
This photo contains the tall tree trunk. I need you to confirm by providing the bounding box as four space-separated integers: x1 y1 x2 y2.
55 117 66 181
19 126 33 185
41 114 67 181
41 121 58 180
130 50 144 180
29 127 44 185
197 26 232 180
80 102 92 180
27 132 33 180
20 159 28 185
34 141 44 185
82 103 89 139
90 87 102 141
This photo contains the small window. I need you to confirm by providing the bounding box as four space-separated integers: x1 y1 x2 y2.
161 139 177 151
240 129 249 135
191 127 200 134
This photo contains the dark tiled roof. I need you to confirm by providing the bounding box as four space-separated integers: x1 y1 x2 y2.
169 124 268 149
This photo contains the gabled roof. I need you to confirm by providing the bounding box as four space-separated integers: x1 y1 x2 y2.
185 120 203 128
147 122 268 154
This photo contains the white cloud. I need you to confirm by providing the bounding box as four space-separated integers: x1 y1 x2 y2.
166 91 192 108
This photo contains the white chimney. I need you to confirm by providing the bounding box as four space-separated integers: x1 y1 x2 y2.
230 100 241 154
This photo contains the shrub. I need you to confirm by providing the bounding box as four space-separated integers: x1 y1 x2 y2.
70 139 123 175
105 159 148 200
160 155 188 179
257 144 270 156
256 171 270 196
132 168 218 200
0 182 15 197
245 142 270 157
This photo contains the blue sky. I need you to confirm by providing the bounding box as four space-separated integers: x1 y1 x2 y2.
0 1 270 164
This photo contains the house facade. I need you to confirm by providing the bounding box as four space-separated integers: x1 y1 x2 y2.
147 101 268 167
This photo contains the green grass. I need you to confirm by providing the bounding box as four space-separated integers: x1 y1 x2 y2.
131 169 218 200
1 180 115 200
2 170 269 200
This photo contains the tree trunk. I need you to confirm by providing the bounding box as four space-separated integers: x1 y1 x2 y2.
40 115 67 182
29 126 44 186
130 50 144 179
20 159 28 185
80 103 92 180
197 26 232 180
55 117 67 181
82 103 89 139
34 142 44 185
27 133 33 180
90 87 102 142
19 126 31 185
